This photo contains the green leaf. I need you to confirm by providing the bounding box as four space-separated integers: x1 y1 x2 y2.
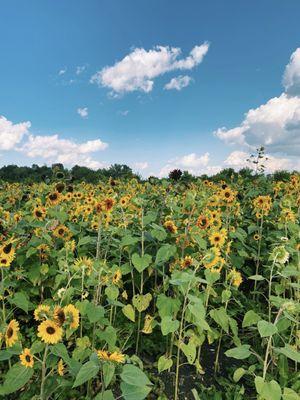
155 244 176 264
275 345 300 363
10 292 29 313
73 360 99 388
255 377 282 400
282 388 300 400
94 390 115 400
132 253 152 273
132 293 152 312
121 235 139 247
225 345 251 360
257 320 278 337
210 307 229 333
86 303 105 323
120 383 152 400
180 341 196 364
103 362 115 388
120 364 152 387
157 355 173 373
78 236 93 247
160 316 179 336
2 363 34 395
242 310 261 328
233 367 246 382
156 294 180 318
122 304 135 322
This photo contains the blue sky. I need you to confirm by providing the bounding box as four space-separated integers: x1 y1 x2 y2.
1 0 300 176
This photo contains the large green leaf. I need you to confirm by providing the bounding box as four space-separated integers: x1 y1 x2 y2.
160 316 179 336
1 363 34 395
257 320 278 337
120 364 152 387
275 345 300 363
242 310 261 328
225 345 251 360
132 253 152 273
73 360 99 388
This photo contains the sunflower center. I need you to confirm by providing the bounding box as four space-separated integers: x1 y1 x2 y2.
25 355 31 362
3 243 12 254
7 327 13 338
46 326 56 335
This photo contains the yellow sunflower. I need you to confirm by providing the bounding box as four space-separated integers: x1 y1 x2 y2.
57 359 64 376
37 320 63 344
209 229 227 248
34 304 51 321
63 304 80 330
5 319 20 347
19 348 34 368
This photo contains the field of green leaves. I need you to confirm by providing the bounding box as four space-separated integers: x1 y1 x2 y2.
0 172 299 399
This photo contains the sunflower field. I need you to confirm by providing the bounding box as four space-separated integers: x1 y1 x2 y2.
0 172 299 400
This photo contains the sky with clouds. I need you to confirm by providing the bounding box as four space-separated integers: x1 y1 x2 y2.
1 0 300 176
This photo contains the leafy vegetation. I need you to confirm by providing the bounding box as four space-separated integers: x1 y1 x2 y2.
0 171 299 399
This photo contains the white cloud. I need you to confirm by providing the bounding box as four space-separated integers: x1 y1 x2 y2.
19 134 108 169
91 42 209 94
158 152 220 177
77 107 89 118
58 68 67 76
164 75 192 91
215 93 300 156
133 161 148 170
118 110 129 116
283 48 300 95
0 116 31 150
224 150 300 172
76 65 87 75
214 48 300 158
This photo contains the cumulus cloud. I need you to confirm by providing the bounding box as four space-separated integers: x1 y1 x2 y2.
133 161 148 170
164 75 192 91
0 116 31 150
91 42 209 94
76 65 87 75
224 150 300 173
58 68 67 76
215 48 300 158
20 134 108 169
0 116 108 170
158 152 221 177
283 48 300 95
77 107 89 118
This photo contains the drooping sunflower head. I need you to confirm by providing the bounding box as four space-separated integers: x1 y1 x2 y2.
63 304 80 330
180 256 193 270
34 304 51 321
73 257 94 275
5 319 20 347
19 348 34 368
112 269 122 285
53 306 66 327
37 320 63 344
164 220 178 234
57 359 64 376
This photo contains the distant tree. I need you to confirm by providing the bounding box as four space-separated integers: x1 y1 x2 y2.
246 146 268 174
168 169 182 181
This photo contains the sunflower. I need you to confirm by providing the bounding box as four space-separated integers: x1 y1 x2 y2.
228 269 243 287
47 191 60 205
253 233 261 241
0 256 13 268
203 247 221 269
37 320 63 344
64 304 80 330
19 348 34 368
164 220 178 234
103 198 115 212
141 314 154 334
196 215 209 230
33 206 46 220
97 350 125 363
57 359 64 376
220 188 236 203
112 269 122 284
73 257 93 275
5 319 20 347
0 241 15 260
180 256 193 270
209 229 227 248
53 306 66 326
34 304 51 321
119 196 130 207
53 225 72 241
